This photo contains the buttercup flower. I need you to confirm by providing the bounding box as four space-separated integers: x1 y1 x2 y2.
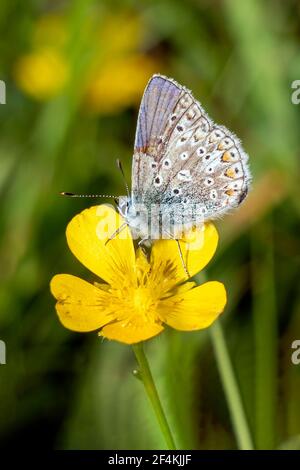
14 10 159 111
50 205 226 344
83 12 159 114
14 48 68 100
84 55 158 114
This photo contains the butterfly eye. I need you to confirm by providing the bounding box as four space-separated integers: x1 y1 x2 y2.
119 200 129 216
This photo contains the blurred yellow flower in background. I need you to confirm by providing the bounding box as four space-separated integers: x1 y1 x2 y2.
50 205 226 344
84 11 159 114
14 13 68 100
85 55 158 114
13 10 160 113
14 48 69 100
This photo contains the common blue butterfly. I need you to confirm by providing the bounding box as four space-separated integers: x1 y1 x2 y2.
118 74 251 242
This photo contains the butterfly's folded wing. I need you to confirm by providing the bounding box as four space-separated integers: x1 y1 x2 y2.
134 76 182 157
132 76 182 196
132 74 251 220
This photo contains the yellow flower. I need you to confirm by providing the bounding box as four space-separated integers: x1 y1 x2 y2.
13 13 68 100
84 55 159 114
83 11 160 114
50 205 226 344
13 10 160 110
14 48 68 100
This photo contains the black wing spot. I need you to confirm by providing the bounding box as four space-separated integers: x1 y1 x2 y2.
238 187 248 203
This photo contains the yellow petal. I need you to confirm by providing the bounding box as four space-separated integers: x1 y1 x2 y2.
151 223 219 284
50 274 114 332
66 205 136 285
165 281 196 298
100 320 164 344
158 281 227 331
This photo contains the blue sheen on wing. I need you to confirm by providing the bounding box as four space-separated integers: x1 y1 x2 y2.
134 75 181 153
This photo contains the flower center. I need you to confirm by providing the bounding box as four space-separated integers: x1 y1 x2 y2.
109 283 161 326
132 287 156 316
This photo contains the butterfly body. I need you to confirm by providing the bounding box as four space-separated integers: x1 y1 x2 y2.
119 74 251 240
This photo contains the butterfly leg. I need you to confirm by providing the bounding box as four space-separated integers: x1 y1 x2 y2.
105 222 128 246
176 239 190 279
138 237 149 247
136 238 149 258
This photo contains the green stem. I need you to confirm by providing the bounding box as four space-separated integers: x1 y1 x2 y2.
132 342 176 450
210 321 254 450
251 218 277 449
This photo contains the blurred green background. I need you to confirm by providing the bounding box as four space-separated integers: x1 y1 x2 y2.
0 0 300 450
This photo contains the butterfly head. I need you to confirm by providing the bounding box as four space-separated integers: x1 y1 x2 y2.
117 196 149 240
117 196 130 218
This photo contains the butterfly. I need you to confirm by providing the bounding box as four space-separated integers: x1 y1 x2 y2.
117 74 251 242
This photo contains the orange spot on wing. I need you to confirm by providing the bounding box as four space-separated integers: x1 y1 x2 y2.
225 189 235 196
225 168 236 178
222 151 234 162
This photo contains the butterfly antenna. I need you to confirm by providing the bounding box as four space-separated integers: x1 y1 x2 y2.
60 192 119 198
116 159 130 199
